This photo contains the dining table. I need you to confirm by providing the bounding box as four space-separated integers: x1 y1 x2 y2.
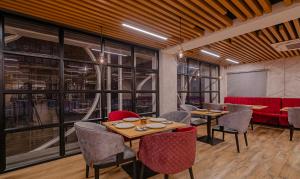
191 110 229 145
224 103 268 110
102 118 187 139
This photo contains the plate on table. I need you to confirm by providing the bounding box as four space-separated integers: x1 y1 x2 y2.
146 123 166 129
149 118 167 122
115 123 135 129
210 110 222 113
123 117 140 122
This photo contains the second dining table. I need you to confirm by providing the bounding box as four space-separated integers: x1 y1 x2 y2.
191 110 229 145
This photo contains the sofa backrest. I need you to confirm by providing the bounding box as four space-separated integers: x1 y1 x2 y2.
282 98 300 108
224 96 281 113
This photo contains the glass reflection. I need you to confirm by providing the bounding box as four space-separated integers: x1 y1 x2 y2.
5 94 59 129
4 55 59 90
136 70 156 91
136 93 156 113
104 93 132 117
104 67 132 90
135 47 157 69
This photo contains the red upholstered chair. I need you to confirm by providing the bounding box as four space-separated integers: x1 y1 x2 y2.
138 127 197 179
108 110 140 121
108 110 140 147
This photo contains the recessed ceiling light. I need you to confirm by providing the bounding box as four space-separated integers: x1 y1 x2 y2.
225 58 239 64
200 49 220 58
122 23 168 40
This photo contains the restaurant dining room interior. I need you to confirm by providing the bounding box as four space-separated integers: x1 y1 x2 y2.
0 0 300 179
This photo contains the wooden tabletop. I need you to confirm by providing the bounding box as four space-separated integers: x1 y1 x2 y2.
281 107 289 112
102 119 187 139
191 110 229 117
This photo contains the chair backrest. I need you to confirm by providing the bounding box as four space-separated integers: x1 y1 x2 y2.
203 103 224 110
226 104 251 112
180 104 199 112
138 129 196 174
160 111 191 124
219 110 253 133
108 110 140 121
288 107 300 128
74 122 125 165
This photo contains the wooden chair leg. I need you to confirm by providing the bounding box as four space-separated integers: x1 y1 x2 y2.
189 167 194 179
133 159 137 179
290 125 294 141
222 132 225 141
94 167 99 179
235 133 240 153
140 163 144 179
164 174 169 179
250 120 254 130
130 140 132 147
86 165 89 178
244 132 248 147
211 129 215 145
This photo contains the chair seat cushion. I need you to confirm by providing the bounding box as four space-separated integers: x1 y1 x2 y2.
191 118 207 126
94 146 135 166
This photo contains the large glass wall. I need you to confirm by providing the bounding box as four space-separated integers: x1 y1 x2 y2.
0 13 159 171
177 58 220 108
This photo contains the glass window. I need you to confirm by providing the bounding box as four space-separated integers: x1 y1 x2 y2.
6 128 59 169
189 76 200 92
104 67 132 91
200 63 210 77
201 78 210 92
136 93 156 114
104 93 132 117
64 30 101 61
5 94 59 129
211 65 219 77
211 93 219 103
177 92 187 108
64 125 80 155
64 61 98 91
104 41 132 66
177 75 187 91
4 18 59 56
211 79 219 91
188 60 199 76
4 54 59 90
135 47 157 69
177 62 187 75
203 92 211 103
187 93 201 106
63 93 100 123
136 70 156 91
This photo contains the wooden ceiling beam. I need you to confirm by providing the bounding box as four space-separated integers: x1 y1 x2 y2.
257 0 272 13
279 24 299 56
293 19 300 38
204 0 228 15
232 0 255 19
257 31 287 58
162 0 218 31
245 0 264 16
178 0 226 28
219 0 247 21
190 0 233 26
284 21 297 39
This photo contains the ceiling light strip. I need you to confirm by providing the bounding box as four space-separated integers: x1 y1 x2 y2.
122 23 168 40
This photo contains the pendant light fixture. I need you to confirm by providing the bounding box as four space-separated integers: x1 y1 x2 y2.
177 17 185 61
99 26 105 64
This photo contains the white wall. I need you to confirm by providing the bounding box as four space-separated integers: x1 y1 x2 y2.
220 56 300 102
159 51 178 114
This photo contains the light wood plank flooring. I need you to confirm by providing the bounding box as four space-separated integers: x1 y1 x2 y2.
1 125 300 179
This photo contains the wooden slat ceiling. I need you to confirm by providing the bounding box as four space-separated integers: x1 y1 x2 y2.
0 0 295 51
185 18 300 65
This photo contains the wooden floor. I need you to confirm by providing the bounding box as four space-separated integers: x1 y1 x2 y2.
1 125 300 179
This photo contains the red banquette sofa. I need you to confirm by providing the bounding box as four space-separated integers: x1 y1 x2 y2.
224 97 300 127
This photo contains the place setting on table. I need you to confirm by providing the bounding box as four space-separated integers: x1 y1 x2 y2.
103 116 187 139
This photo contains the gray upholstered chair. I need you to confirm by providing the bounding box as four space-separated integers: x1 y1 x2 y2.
288 107 300 141
74 122 136 179
203 103 224 111
180 104 207 126
226 104 251 112
226 104 254 130
212 110 253 152
160 111 191 124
